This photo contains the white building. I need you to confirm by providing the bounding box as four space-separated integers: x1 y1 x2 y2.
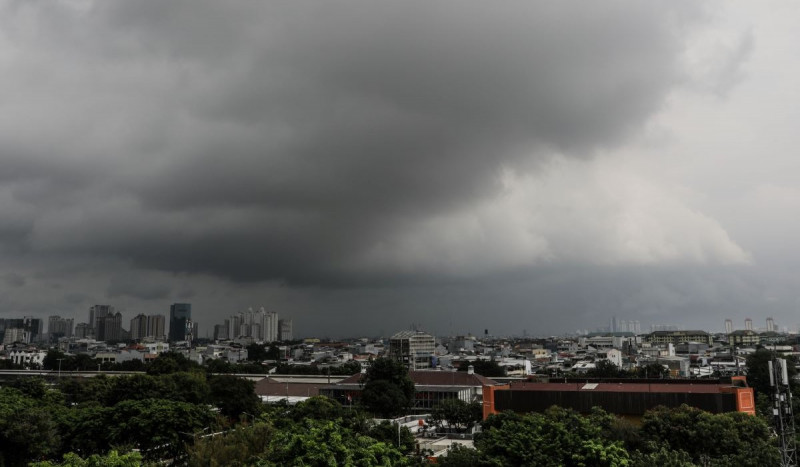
9 349 46 368
389 330 436 370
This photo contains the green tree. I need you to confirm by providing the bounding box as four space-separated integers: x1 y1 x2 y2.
159 371 212 404
430 399 482 432
746 349 797 397
1 406 61 465
246 343 270 363
209 375 261 420
634 363 670 379
366 420 415 454
30 450 143 467
638 404 780 466
265 345 281 361
475 407 629 466
106 398 216 461
587 360 625 378
260 418 407 466
205 358 235 374
187 423 274 467
437 444 480 466
58 375 115 406
360 358 415 418
8 376 48 399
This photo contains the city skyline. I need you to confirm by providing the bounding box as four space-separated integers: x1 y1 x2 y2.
2 2 800 337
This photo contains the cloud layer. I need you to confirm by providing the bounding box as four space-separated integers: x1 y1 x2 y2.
0 1 787 335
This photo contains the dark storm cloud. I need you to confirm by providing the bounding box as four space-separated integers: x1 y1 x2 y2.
106 273 172 300
0 1 707 286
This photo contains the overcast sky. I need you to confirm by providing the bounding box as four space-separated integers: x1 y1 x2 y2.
1 1 799 338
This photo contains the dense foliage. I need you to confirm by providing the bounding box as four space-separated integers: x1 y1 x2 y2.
360 357 416 418
0 349 783 466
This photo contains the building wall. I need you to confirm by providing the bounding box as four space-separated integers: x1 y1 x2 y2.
169 303 192 342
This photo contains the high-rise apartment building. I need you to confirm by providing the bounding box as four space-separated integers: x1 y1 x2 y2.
130 314 166 341
766 317 775 333
213 324 229 341
278 319 293 341
0 317 43 344
100 312 123 342
222 307 279 342
745 318 753 331
130 314 148 340
74 323 91 339
724 319 733 334
48 315 74 341
169 303 192 342
89 305 115 338
148 314 166 340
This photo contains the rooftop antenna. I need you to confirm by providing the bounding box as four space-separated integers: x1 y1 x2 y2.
770 357 797 466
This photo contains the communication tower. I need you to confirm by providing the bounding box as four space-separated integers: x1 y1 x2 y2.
770 358 797 466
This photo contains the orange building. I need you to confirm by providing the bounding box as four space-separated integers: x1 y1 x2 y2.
484 376 754 420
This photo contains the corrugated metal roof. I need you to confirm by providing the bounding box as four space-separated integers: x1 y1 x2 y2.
509 382 727 394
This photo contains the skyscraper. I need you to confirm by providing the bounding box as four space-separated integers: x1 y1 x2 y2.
767 317 775 333
130 314 148 340
278 319 293 341
48 315 74 341
745 318 753 331
169 303 192 342
725 319 733 334
147 314 166 340
89 305 114 336
99 312 123 342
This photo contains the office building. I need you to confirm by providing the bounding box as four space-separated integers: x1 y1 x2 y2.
169 303 193 342
388 330 436 370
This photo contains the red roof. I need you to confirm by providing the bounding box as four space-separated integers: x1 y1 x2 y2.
337 370 499 387
254 377 326 397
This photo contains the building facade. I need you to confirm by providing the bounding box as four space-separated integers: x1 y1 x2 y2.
279 319 293 341
47 315 74 341
168 303 192 342
389 330 436 370
644 330 712 346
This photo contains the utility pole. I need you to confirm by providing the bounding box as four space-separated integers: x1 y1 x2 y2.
56 358 64 378
770 358 797 467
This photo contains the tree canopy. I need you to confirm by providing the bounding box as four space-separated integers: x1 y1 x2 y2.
360 358 415 418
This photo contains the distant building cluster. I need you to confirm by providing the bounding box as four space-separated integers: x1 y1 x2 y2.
0 301 299 370
211 307 292 344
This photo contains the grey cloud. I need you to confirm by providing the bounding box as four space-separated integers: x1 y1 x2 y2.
0 1 781 338
106 273 172 300
0 1 713 287
3 272 25 287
